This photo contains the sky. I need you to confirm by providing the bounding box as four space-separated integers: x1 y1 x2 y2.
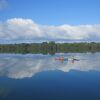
0 0 100 43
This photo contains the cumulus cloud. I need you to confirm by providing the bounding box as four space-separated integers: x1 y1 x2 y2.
0 0 8 10
0 18 100 43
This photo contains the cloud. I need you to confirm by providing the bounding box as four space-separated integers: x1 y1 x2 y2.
0 0 8 10
0 18 100 43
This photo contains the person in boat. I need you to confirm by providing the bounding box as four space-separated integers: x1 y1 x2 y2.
71 56 79 64
55 56 69 61
55 56 64 60
71 56 79 61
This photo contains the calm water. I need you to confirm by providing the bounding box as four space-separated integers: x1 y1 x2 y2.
0 53 100 100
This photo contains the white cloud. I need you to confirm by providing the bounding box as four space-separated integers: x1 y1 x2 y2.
0 18 100 43
0 0 8 10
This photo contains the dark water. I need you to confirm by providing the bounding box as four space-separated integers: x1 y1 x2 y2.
0 53 100 100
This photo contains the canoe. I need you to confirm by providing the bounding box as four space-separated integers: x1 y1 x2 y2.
72 58 79 61
55 57 68 61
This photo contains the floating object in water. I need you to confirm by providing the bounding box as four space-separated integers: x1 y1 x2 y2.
55 57 64 60
70 56 79 61
55 57 68 61
72 58 79 61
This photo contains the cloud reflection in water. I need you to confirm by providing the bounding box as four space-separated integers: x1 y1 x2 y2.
0 53 100 79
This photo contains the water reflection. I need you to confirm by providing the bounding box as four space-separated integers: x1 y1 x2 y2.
0 53 100 79
0 86 11 99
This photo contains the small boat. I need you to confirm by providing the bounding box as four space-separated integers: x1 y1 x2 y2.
55 57 68 61
71 56 79 61
72 58 79 61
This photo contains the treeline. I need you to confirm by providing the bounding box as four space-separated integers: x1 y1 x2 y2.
0 42 100 54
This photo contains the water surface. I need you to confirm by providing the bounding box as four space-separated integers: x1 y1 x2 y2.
0 53 100 100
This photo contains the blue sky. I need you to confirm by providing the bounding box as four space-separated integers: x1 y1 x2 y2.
0 0 100 43
1 0 100 25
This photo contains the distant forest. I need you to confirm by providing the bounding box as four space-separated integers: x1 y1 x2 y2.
0 42 100 54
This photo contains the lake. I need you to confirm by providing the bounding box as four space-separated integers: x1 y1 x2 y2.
0 53 100 100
